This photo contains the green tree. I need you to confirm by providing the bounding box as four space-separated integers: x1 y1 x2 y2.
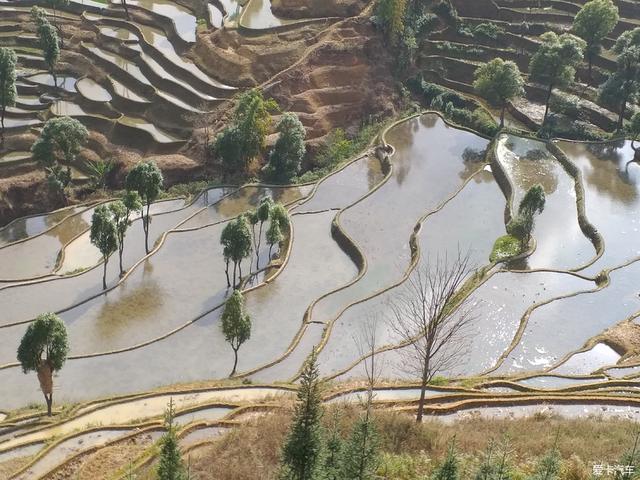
432 442 460 480
269 113 306 181
110 191 142 277
221 289 252 376
340 413 379 480
529 32 585 124
255 197 273 269
376 0 408 44
31 5 47 27
599 28 640 131
323 410 343 480
270 202 291 231
573 0 619 81
280 349 324 480
36 20 60 87
220 215 253 288
214 89 277 171
90 205 118 290
528 447 561 480
43 0 69 47
266 219 283 260
473 58 524 128
0 47 17 142
157 399 187 480
86 159 114 191
17 312 69 416
31 116 88 203
125 161 163 254
507 184 546 249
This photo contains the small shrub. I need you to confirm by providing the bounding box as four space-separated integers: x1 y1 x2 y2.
429 375 449 386
472 22 505 41
490 234 521 262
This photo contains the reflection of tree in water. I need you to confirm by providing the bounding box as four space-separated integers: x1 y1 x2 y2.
95 277 162 341
0 219 28 244
367 156 383 191
49 213 89 245
582 140 639 205
460 147 491 183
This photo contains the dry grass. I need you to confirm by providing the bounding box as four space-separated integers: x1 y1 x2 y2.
182 406 638 480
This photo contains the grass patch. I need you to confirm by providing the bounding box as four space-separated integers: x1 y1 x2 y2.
489 234 521 263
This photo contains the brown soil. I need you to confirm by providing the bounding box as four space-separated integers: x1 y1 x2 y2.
599 320 640 362
271 0 368 19
45 432 158 480
0 456 31 479
263 17 400 146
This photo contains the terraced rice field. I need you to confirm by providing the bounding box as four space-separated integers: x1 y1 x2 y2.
3 0 640 476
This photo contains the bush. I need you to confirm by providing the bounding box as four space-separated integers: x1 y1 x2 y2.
490 234 522 262
472 22 505 41
433 1 457 25
549 94 583 120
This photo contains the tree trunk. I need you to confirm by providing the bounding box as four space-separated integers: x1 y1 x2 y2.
1 104 5 143
225 258 231 287
233 261 237 288
500 103 505 129
416 362 430 423
542 83 553 125
45 392 53 416
143 203 150 254
238 260 242 285
51 69 58 90
102 256 108 290
122 0 130 18
118 242 125 277
230 347 238 376
618 96 628 132
256 222 263 269
269 243 273 260
587 54 593 85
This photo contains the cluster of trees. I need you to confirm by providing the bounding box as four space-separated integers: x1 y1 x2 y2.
213 89 306 182
31 116 88 203
220 198 290 289
0 47 16 141
89 161 162 289
279 351 380 480
456 0 639 134
507 184 546 250
31 6 60 86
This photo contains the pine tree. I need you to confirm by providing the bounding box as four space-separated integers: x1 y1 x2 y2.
323 410 343 480
157 399 187 480
280 349 324 480
432 441 460 480
340 413 379 480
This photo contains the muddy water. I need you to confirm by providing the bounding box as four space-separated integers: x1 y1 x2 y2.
558 140 640 272
137 24 233 90
0 206 95 280
550 343 621 376
498 260 640 375
0 206 85 246
117 116 182 143
110 77 149 103
99 26 139 42
24 73 77 92
437 402 640 422
250 322 325 382
518 374 606 389
180 426 227 446
241 0 294 29
120 0 197 43
496 134 595 270
0 211 355 408
0 388 289 451
58 198 186 273
311 115 489 341
13 429 130 480
317 169 506 378
297 155 383 212
85 44 151 86
76 77 112 102
0 191 228 328
181 185 312 228
237 211 358 374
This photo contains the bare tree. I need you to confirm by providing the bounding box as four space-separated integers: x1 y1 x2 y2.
389 251 477 422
